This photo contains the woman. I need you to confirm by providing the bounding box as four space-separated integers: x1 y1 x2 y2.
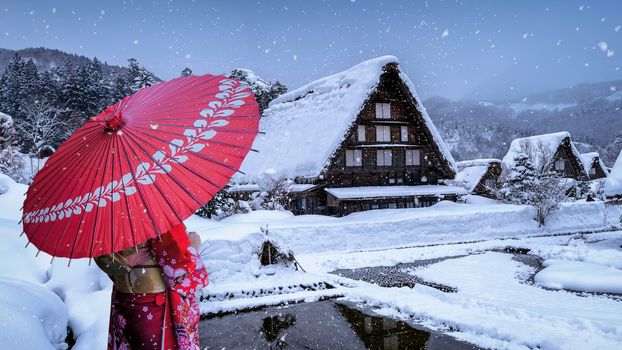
95 224 209 350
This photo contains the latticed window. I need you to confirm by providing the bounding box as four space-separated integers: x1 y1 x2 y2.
357 125 366 141
405 149 420 166
345 149 363 167
376 125 391 142
375 102 391 119
377 150 392 166
554 159 566 171
400 126 408 141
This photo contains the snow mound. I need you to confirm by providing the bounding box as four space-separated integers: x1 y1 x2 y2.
535 259 622 294
0 278 68 350
605 150 622 198
0 173 27 221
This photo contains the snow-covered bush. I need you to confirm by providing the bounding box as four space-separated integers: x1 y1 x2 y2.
253 177 294 211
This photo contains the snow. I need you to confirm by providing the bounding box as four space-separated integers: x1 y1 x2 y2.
231 68 270 90
235 55 456 182
509 102 577 113
501 131 584 176
535 259 622 293
325 185 467 200
0 173 111 349
605 150 622 198
580 152 608 175
0 278 69 350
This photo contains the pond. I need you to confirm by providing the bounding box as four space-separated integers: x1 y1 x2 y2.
199 300 482 349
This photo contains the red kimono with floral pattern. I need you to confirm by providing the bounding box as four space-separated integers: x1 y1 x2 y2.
108 225 209 350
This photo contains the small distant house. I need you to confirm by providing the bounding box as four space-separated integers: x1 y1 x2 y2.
580 152 609 180
232 56 465 216
449 159 502 198
605 150 622 203
501 131 589 182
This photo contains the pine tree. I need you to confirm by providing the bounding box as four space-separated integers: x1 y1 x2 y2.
498 153 540 205
127 58 157 93
181 67 193 77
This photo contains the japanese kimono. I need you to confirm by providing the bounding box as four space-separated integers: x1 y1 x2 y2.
97 224 209 350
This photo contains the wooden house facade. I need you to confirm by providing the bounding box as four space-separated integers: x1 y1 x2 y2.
231 56 465 216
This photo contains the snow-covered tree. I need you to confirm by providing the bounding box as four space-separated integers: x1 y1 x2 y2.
228 69 287 112
498 153 539 205
498 153 568 225
128 58 157 93
194 184 236 219
18 99 65 158
0 112 16 149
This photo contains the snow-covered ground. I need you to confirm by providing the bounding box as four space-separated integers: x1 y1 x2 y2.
2 171 622 349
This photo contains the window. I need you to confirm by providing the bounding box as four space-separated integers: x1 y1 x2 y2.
376 125 391 142
357 125 366 141
377 150 392 166
296 196 307 209
389 178 395 184
371 204 380 210
387 203 397 209
345 149 362 167
590 167 596 175
405 149 421 166
397 178 404 184
375 102 391 119
405 201 415 208
484 179 496 188
400 126 408 142
554 159 566 171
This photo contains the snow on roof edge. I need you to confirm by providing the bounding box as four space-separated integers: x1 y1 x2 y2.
605 150 622 197
580 152 609 176
398 71 458 174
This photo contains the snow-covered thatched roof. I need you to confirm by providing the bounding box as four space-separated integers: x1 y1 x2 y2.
501 131 583 174
454 159 500 192
605 151 622 198
234 55 456 183
580 152 609 175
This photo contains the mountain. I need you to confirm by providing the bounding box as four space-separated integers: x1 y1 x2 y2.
425 80 622 166
0 47 127 75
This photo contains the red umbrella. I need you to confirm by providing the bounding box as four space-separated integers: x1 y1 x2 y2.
22 75 260 259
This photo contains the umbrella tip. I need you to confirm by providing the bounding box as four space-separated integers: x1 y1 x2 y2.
104 110 123 132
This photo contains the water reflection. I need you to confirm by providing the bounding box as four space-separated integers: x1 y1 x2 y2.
199 300 480 349
335 303 429 349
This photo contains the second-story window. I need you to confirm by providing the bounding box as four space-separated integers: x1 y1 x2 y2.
375 102 391 119
376 125 391 142
405 149 421 166
357 125 366 142
377 150 392 166
554 159 566 171
590 167 596 175
345 149 362 167
400 126 408 142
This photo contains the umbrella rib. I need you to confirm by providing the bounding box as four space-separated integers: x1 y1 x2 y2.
124 76 212 117
121 129 216 208
27 133 108 256
49 134 113 260
126 128 245 176
124 75 203 114
26 127 104 193
127 92 259 118
117 133 163 240
120 133 186 225
130 127 259 153
113 133 140 254
126 75 222 116
23 130 106 219
71 134 115 260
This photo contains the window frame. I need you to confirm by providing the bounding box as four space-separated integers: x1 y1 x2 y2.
405 149 421 166
376 149 393 166
400 126 408 142
375 102 391 119
357 125 366 142
345 149 363 167
375 125 391 142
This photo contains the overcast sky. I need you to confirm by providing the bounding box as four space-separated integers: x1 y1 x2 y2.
1 0 621 100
